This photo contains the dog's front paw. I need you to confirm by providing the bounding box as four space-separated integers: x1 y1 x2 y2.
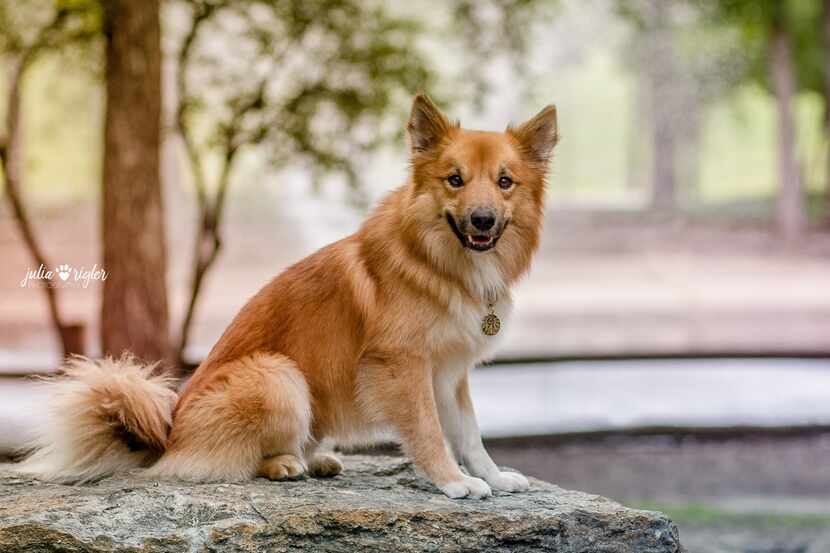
439 475 492 499
308 453 343 478
487 470 530 492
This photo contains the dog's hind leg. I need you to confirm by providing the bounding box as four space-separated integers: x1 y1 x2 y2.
149 352 311 482
258 454 306 480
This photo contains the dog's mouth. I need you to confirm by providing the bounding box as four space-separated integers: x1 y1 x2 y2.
445 213 505 252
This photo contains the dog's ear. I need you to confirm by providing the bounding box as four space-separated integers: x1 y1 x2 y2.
509 105 558 164
407 93 452 155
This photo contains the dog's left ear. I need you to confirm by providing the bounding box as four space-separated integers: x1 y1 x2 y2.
407 93 453 155
509 105 558 164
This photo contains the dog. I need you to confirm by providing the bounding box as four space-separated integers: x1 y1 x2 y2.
18 94 558 499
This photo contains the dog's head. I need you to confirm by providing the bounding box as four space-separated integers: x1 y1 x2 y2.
405 94 557 257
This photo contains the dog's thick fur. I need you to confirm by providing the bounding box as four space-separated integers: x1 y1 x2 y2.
18 95 558 499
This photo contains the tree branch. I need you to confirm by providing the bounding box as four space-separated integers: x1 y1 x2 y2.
0 15 77 357
175 3 244 367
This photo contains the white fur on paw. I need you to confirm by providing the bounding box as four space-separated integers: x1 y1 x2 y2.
260 455 306 481
439 476 492 499
487 471 530 492
308 453 343 478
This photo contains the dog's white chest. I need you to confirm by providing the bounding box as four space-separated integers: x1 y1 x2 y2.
427 295 513 362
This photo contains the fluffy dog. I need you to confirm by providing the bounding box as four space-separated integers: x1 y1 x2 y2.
19 94 558 499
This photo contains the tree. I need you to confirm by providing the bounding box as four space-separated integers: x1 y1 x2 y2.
100 0 170 362
616 1 681 209
0 0 167 362
0 0 100 357
768 2 807 239
451 0 559 103
645 2 679 210
695 0 809 237
822 0 830 224
1 1 550 367
617 0 750 210
169 0 560 366
170 0 435 365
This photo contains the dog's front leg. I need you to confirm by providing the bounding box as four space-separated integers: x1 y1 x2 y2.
362 354 492 499
435 370 530 493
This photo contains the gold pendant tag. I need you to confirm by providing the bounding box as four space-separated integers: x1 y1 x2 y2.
481 304 501 336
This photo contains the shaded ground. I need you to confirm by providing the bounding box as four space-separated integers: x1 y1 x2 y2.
486 433 830 505
2 360 829 552
487 433 830 553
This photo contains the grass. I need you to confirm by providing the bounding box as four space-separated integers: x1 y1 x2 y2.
632 501 830 529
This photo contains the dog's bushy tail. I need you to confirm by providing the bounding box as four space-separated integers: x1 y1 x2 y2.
16 354 178 483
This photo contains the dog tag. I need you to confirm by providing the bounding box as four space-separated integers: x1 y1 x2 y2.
481 304 501 336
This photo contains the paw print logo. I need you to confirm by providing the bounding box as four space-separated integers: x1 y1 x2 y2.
55 264 72 281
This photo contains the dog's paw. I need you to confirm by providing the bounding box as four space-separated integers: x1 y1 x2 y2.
308 453 343 478
258 454 306 481
439 475 492 499
487 470 530 492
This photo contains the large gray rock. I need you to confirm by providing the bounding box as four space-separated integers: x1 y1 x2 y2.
0 455 683 552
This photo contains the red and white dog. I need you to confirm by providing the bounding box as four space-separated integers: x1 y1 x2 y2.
20 94 558 499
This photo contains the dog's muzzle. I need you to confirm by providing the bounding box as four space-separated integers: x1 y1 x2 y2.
445 211 508 252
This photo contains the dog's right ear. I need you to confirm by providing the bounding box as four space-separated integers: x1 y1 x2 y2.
509 104 558 164
407 94 452 155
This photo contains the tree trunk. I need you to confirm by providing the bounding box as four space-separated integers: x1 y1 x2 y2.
676 94 702 201
769 18 807 239
646 2 677 211
625 71 648 191
823 0 830 225
101 0 170 362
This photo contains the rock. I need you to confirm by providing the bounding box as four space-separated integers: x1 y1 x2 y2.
0 455 683 552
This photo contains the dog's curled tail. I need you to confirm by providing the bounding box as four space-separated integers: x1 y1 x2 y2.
16 354 178 483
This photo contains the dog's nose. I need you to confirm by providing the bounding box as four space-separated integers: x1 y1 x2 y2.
470 208 496 231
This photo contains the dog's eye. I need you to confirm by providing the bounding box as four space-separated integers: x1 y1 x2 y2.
498 176 513 189
447 175 464 188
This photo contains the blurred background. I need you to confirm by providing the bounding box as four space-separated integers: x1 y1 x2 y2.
1 0 830 551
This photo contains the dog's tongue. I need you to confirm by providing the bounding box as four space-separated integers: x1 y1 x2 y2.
470 235 490 244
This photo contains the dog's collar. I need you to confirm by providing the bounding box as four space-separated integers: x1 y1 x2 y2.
481 303 501 336
481 291 501 336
